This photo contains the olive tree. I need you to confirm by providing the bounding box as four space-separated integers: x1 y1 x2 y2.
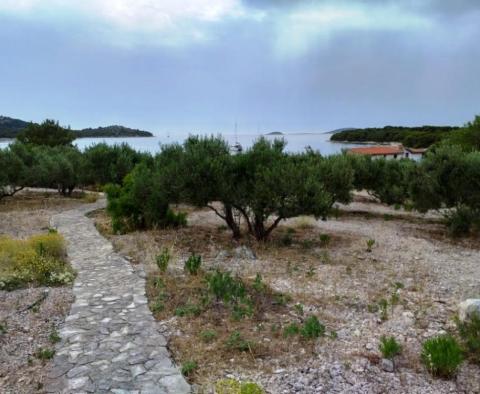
17 119 75 147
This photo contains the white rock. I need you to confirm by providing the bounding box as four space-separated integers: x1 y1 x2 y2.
381 358 394 373
459 299 480 322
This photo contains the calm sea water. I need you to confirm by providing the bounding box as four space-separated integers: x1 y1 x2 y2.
0 133 363 155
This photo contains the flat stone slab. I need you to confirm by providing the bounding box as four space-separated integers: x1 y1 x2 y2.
46 200 190 394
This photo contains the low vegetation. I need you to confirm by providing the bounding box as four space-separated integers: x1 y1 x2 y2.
0 232 74 290
421 335 464 378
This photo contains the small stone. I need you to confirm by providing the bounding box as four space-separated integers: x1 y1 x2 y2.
381 358 394 373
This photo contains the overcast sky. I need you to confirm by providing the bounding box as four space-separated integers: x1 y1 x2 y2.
0 0 479 134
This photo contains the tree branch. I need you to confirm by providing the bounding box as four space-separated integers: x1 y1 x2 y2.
206 204 227 221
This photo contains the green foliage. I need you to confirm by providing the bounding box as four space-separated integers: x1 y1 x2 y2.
155 248 170 273
200 329 217 343
225 331 253 352
456 313 480 364
17 119 75 147
446 115 480 151
35 347 55 360
300 316 325 339
444 205 479 237
421 335 463 378
105 163 186 233
331 125 459 148
49 330 61 344
350 155 415 205
283 323 300 337
184 254 201 275
206 270 246 303
215 379 265 394
366 239 375 252
175 304 202 317
294 303 304 316
378 299 389 321
83 143 151 186
379 336 402 359
181 360 198 377
0 233 74 290
252 273 266 292
319 233 331 247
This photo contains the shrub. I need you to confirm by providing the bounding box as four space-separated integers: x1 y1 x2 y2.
155 248 170 273
300 316 325 339
456 313 480 364
184 254 201 275
283 323 300 337
444 205 477 237
225 331 253 352
49 330 61 344
215 379 265 394
366 239 375 252
206 271 246 303
200 329 217 343
181 360 197 377
421 335 463 378
319 233 331 247
379 336 402 359
252 273 266 292
105 163 185 233
175 304 202 317
0 234 73 290
35 347 55 360
28 233 66 259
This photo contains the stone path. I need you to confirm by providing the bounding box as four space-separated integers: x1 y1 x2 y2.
46 201 190 394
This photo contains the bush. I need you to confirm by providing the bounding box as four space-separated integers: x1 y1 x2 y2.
155 249 170 273
300 316 325 339
28 233 66 259
421 335 463 378
184 254 201 275
206 270 246 303
456 313 480 364
225 331 253 352
0 233 73 290
200 329 217 343
215 379 265 394
379 336 402 359
444 205 478 236
181 360 197 377
105 163 186 233
283 323 300 337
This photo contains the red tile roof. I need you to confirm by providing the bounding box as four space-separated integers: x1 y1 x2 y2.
348 146 404 156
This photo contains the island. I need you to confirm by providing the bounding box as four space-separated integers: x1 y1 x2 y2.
0 115 154 139
330 125 459 148
265 131 284 135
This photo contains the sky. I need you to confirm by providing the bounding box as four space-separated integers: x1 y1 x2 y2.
0 0 479 134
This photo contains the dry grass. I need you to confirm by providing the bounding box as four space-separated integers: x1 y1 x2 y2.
146 269 326 385
0 191 89 238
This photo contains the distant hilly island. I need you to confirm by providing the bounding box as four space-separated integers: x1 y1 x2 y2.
0 115 153 139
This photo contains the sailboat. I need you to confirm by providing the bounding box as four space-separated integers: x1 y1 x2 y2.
230 121 243 153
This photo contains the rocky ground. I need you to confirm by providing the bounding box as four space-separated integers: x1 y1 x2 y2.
0 191 87 393
94 198 480 393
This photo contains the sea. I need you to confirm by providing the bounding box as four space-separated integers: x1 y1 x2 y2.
0 133 364 155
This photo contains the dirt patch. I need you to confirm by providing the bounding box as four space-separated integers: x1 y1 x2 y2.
0 191 90 238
